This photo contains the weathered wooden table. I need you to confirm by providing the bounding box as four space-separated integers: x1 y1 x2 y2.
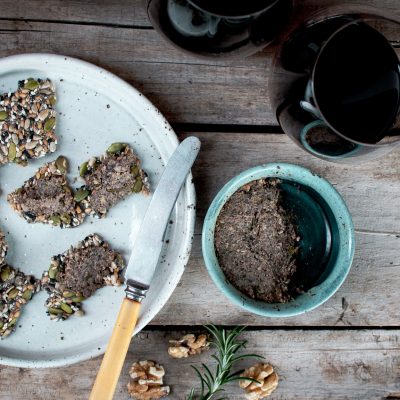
0 1 399 399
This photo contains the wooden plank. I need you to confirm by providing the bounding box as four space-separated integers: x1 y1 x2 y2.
0 329 398 399
154 230 400 326
0 0 399 26
145 132 400 326
0 0 151 26
184 132 400 234
0 20 275 125
0 4 398 125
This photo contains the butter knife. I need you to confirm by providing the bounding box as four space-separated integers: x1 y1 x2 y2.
90 136 201 400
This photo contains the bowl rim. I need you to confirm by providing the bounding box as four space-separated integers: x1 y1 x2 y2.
202 163 355 317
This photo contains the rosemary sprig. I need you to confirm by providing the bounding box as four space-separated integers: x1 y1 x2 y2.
186 325 263 400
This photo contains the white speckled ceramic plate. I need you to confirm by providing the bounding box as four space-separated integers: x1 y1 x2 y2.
0 54 195 367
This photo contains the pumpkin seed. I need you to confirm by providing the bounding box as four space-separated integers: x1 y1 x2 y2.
107 142 127 154
132 177 143 193
116 254 124 267
0 111 8 121
22 289 33 301
1 267 10 282
7 288 19 299
60 303 73 314
8 142 16 161
48 307 63 315
48 264 58 280
63 291 76 298
55 156 68 174
79 161 89 176
49 95 56 105
50 215 61 226
8 317 18 327
24 79 39 90
74 188 90 202
60 214 71 225
44 117 56 131
131 164 139 177
0 322 3 330
71 295 85 303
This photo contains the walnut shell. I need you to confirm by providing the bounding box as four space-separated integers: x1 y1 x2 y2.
168 333 209 358
127 360 170 400
240 363 279 399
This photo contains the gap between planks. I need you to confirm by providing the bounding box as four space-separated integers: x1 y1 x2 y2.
1 329 398 400
0 0 399 28
143 325 400 332
173 123 284 134
0 17 153 30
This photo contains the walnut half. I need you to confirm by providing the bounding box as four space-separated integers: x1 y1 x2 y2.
168 333 209 359
127 360 170 400
239 363 279 400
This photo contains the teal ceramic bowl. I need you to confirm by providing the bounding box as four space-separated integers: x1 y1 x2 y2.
202 163 355 317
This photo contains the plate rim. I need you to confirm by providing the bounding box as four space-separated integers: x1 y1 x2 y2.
0 53 196 368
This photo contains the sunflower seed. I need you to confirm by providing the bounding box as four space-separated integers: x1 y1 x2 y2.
25 140 38 150
38 109 49 121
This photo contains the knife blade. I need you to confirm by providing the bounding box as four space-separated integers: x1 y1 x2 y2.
89 136 201 400
125 136 201 298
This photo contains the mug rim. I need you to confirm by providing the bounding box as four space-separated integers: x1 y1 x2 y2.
202 163 355 317
187 0 280 19
300 119 361 159
311 15 400 147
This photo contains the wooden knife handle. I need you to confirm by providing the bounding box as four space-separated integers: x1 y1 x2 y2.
89 297 141 400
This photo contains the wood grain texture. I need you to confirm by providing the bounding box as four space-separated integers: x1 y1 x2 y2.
0 1 398 125
0 19 275 125
0 329 398 399
183 132 400 234
0 2 399 397
154 229 400 327
145 132 400 327
1 0 399 26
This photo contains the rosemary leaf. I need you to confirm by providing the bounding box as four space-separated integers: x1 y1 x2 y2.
187 325 263 400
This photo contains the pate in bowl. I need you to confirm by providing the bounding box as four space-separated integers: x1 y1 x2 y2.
202 163 354 317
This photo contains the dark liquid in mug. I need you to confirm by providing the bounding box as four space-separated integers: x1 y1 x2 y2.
151 0 292 56
314 22 400 144
189 0 277 16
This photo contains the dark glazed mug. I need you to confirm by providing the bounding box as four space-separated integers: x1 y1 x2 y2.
271 8 400 163
146 0 293 58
